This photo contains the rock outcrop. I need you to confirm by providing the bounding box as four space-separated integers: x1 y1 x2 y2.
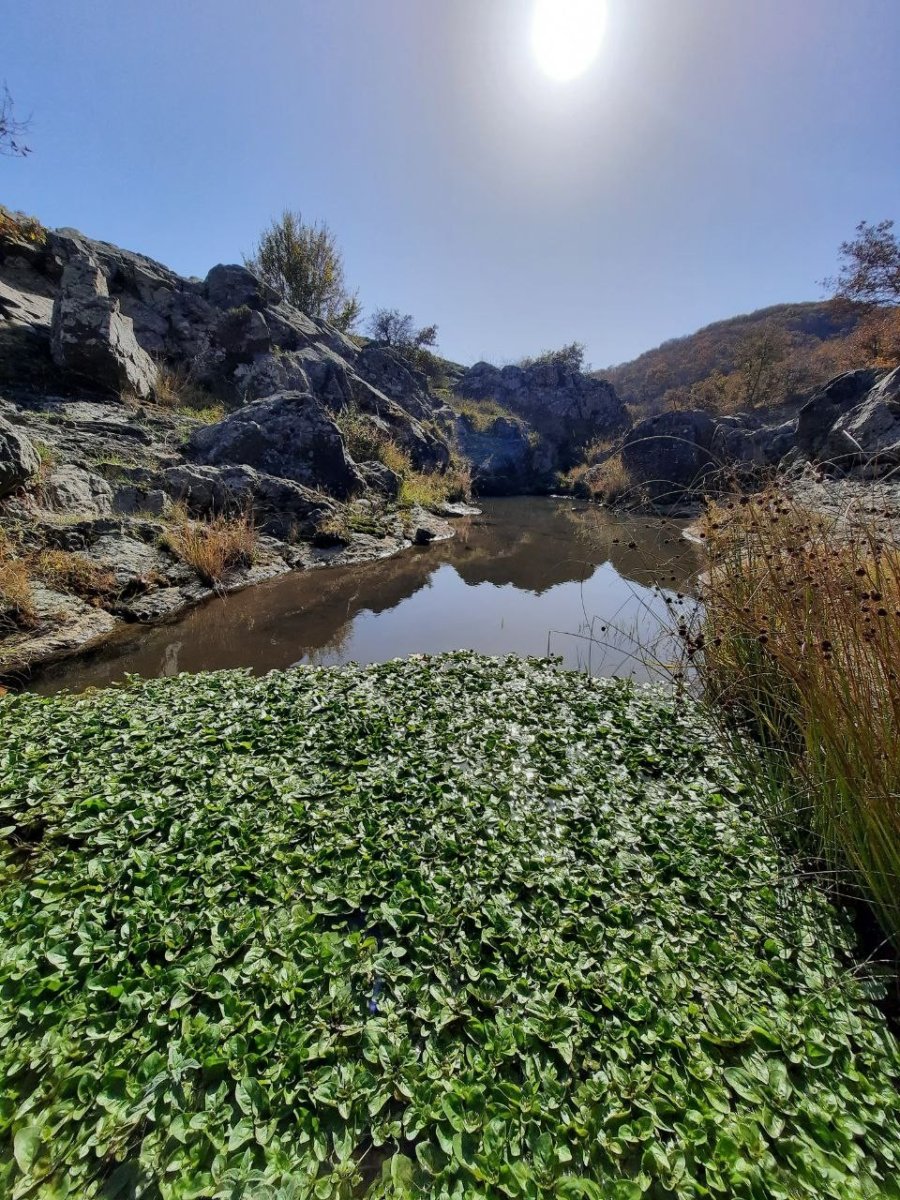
796 369 881 459
456 358 629 475
187 391 365 499
453 414 540 495
50 243 158 399
0 415 40 497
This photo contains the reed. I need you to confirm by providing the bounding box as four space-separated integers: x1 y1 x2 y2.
687 487 900 947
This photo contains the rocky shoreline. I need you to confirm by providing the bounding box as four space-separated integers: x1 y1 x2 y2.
3 215 900 686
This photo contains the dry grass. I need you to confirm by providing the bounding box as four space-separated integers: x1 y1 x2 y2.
337 407 471 508
35 550 118 600
162 507 257 586
152 363 225 423
0 530 36 633
687 488 900 948
451 396 518 432
561 453 635 504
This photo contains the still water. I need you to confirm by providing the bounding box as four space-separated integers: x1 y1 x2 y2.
34 498 701 694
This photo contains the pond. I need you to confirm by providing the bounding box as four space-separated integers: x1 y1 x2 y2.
33 497 702 694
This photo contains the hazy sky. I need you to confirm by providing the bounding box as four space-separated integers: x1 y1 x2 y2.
4 1 899 367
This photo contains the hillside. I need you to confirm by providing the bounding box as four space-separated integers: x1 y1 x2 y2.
600 300 867 415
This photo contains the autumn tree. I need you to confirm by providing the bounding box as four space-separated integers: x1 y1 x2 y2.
828 219 900 306
0 85 30 157
826 219 900 368
245 211 361 331
734 324 788 409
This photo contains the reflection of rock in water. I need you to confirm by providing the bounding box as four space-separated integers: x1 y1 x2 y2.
34 498 704 692
161 642 182 677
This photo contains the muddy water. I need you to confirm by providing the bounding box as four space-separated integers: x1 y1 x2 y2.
33 498 701 694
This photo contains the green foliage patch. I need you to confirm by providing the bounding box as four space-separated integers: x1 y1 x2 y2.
0 655 899 1198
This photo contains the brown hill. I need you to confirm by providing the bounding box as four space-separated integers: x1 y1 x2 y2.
599 301 868 417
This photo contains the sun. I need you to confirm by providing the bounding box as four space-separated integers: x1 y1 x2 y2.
532 0 607 82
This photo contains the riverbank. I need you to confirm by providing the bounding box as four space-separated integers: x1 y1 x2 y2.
2 653 898 1197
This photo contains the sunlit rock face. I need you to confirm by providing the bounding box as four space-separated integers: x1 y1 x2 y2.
456 357 630 474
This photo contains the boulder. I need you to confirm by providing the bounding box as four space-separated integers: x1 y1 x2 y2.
214 307 271 361
621 410 717 502
50 250 158 399
822 366 900 472
355 345 434 420
796 369 880 459
358 460 401 499
187 390 365 499
405 505 453 545
41 465 113 517
453 414 537 496
0 416 40 497
204 263 279 311
164 462 336 541
711 416 797 470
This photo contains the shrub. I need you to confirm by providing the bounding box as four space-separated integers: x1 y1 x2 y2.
520 341 587 372
244 210 361 331
162 507 256 586
688 488 900 949
0 204 45 247
585 453 635 504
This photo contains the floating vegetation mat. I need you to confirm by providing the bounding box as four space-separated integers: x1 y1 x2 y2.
1 654 899 1198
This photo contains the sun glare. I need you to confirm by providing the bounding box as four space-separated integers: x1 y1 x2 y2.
532 0 607 82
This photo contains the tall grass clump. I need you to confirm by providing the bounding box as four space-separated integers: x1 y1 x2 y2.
161 506 256 586
0 530 36 634
688 488 900 948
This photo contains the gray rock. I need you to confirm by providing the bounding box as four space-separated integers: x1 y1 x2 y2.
358 460 401 499
187 390 365 499
0 416 40 497
355 345 434 420
84 534 182 592
621 410 717 502
214 306 271 361
711 416 797 470
405 505 454 545
111 485 173 518
454 414 537 495
822 366 900 472
41 465 113 516
50 249 158 399
204 263 279 311
164 462 336 541
797 369 880 459
456 358 629 475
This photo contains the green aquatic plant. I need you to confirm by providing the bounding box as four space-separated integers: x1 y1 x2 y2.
0 654 899 1198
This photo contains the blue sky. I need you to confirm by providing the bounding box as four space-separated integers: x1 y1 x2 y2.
4 0 899 367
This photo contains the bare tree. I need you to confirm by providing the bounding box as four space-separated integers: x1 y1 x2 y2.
0 85 30 157
367 308 438 349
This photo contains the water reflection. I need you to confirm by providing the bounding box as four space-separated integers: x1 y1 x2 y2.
33 498 701 694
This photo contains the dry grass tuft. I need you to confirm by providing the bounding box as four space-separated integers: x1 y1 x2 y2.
687 487 900 947
35 550 118 601
0 530 37 633
162 507 257 586
152 363 225 423
585 451 633 504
